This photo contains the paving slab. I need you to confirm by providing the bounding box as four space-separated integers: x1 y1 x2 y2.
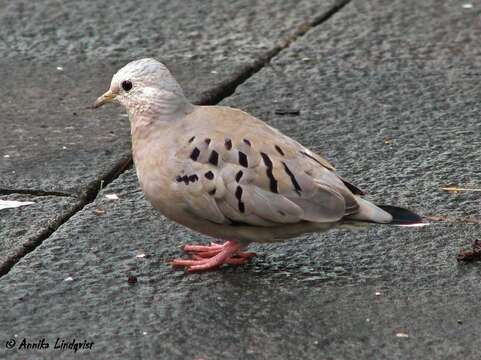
0 0 343 195
2 0 481 359
281 0 481 70
0 171 479 360
0 193 81 273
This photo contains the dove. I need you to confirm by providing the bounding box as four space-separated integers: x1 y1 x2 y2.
94 58 423 272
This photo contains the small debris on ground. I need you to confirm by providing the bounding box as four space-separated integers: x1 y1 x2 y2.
457 240 481 262
383 138 393 144
64 276 74 282
441 187 481 193
0 200 35 211
105 193 120 200
396 332 409 338
127 275 138 285
135 253 146 259
94 208 106 215
274 109 300 116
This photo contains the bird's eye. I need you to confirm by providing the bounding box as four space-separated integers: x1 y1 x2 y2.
121 80 133 92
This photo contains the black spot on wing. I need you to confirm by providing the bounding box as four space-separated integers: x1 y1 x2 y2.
235 170 243 182
238 202 245 213
341 178 365 195
176 174 199 185
204 138 211 145
188 136 195 143
235 186 243 200
238 151 248 167
282 162 302 196
243 139 251 146
225 138 232 150
205 171 214 180
208 150 219 166
260 152 273 167
235 186 245 213
275 145 285 156
260 152 278 193
190 147 200 161
209 188 216 195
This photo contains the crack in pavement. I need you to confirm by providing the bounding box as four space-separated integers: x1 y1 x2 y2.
0 155 132 277
0 189 72 197
199 0 351 105
0 0 351 277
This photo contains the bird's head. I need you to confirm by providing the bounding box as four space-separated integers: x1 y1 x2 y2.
94 58 188 117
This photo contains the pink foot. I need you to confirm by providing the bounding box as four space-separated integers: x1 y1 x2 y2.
171 241 256 272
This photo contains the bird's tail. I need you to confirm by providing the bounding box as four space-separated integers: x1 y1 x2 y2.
346 197 424 226
376 205 424 226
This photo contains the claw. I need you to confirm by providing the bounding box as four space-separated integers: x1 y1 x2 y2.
172 241 256 272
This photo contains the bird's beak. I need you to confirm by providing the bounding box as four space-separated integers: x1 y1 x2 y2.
93 90 116 108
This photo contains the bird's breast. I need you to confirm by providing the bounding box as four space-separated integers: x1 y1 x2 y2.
132 136 178 209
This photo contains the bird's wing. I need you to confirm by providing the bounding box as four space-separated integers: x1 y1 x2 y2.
170 106 360 227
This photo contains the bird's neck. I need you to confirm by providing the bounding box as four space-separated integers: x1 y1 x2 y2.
129 93 195 138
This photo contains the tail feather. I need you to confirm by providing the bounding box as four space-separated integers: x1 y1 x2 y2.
376 205 424 225
347 197 393 223
346 197 424 226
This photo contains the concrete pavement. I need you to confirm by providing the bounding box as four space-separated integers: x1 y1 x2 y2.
1 1 480 359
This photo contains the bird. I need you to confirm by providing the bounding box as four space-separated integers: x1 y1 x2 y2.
94 58 423 272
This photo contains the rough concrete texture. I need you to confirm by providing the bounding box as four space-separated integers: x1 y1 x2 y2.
284 0 481 70
0 171 479 360
0 193 80 271
1 0 481 359
0 0 339 64
0 62 131 195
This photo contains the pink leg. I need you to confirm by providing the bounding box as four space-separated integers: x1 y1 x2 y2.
172 241 256 272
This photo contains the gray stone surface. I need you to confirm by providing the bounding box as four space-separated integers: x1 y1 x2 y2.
0 171 479 360
0 0 337 64
0 0 341 194
1 0 481 359
286 0 481 70
0 62 131 196
0 194 80 272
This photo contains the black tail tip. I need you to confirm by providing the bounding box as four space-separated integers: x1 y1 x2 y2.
377 205 424 226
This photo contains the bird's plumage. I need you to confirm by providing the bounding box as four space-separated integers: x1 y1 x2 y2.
94 58 422 270
129 102 396 244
